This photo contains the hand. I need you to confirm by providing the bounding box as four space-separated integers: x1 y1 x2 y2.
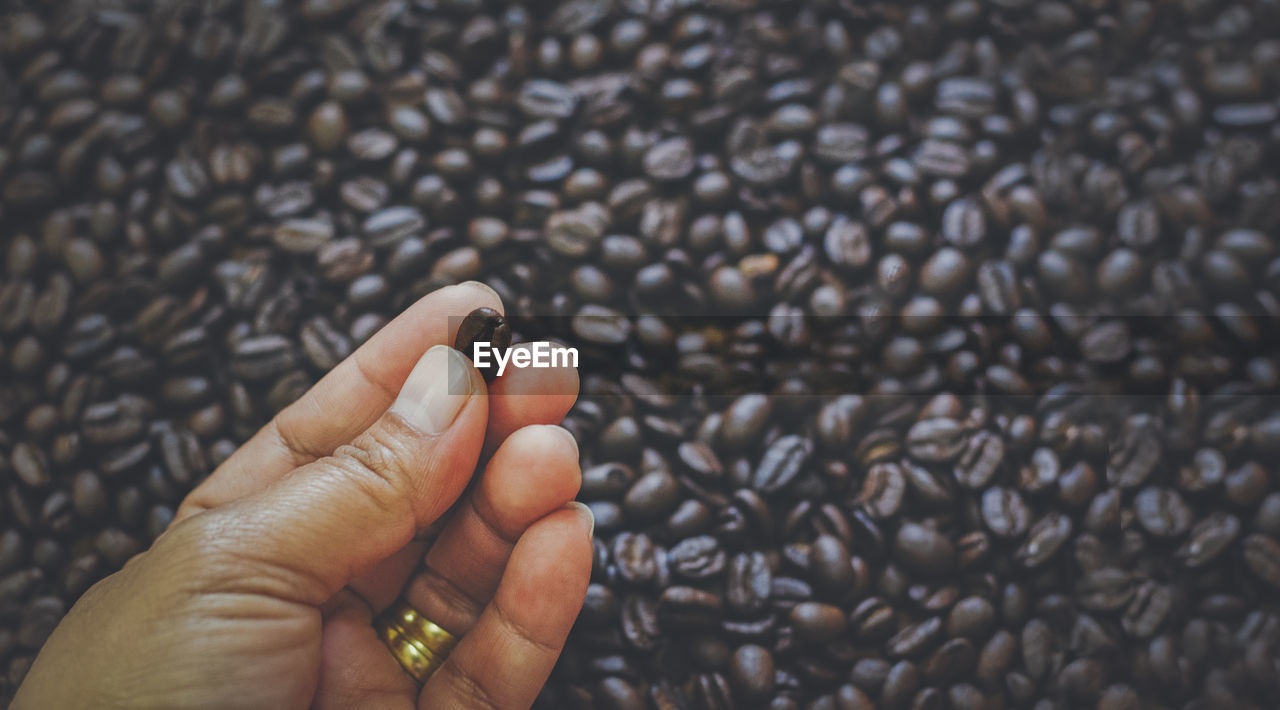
13 282 593 710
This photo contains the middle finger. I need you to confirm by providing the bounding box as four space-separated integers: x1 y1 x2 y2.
398 424 582 630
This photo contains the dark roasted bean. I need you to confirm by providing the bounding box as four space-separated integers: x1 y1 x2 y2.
906 419 966 462
1015 513 1072 568
752 435 812 494
790 602 846 645
453 307 511 382
1243 535 1280 589
894 522 955 577
1134 487 1192 538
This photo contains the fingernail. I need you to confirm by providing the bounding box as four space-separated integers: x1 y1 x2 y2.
566 501 594 541
391 345 477 434
459 280 502 304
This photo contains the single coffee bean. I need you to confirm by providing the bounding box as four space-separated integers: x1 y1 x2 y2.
1134 487 1192 538
1014 513 1072 568
726 551 771 615
729 644 775 702
657 586 723 628
981 487 1029 539
752 435 812 494
886 617 943 659
1176 512 1240 568
790 601 847 644
452 307 512 382
946 596 996 640
954 430 1003 488
894 522 955 576
906 419 967 462
667 535 725 580
619 594 659 651
229 335 296 382
1243 535 1280 589
612 532 657 586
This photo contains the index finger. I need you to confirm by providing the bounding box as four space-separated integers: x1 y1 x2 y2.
175 281 502 521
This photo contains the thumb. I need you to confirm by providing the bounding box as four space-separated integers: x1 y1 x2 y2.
171 344 488 605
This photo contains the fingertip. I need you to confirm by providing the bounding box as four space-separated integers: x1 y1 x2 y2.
490 342 579 395
496 424 580 464
541 423 580 458
484 344 579 451
478 425 583 535
565 501 595 542
457 280 503 311
433 282 504 349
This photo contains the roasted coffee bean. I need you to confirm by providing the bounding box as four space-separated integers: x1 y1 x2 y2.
1015 513 1072 568
643 138 694 182
1255 493 1280 537
453 307 511 382
718 394 772 452
229 335 296 382
906 419 966 462
824 218 872 270
363 206 426 250
624 469 680 521
668 535 725 580
1121 581 1173 638
808 534 857 600
886 617 943 659
981 487 1029 539
878 659 920 709
571 305 629 345
941 198 986 249
70 471 107 520
271 217 333 255
857 462 906 519
728 645 775 702
299 317 352 372
657 586 722 629
1134 487 1192 538
10 444 50 489
925 638 976 686
1168 509 1234 567
619 594 659 651
1243 535 1280 589
752 435 812 494
81 400 145 446
954 430 1003 489
726 551 771 615
790 602 846 645
613 532 657 586
894 522 955 577
946 597 996 641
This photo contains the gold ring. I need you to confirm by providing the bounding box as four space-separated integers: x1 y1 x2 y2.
375 599 458 684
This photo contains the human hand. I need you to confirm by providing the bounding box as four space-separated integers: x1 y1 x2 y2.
13 282 592 710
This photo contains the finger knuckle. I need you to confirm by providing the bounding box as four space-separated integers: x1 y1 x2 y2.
495 600 561 656
440 663 503 710
419 567 485 624
329 422 422 511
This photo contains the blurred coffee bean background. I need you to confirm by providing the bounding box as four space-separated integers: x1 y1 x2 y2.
3 1 1280 707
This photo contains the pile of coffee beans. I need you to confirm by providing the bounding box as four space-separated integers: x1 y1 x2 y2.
3 0 1280 707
